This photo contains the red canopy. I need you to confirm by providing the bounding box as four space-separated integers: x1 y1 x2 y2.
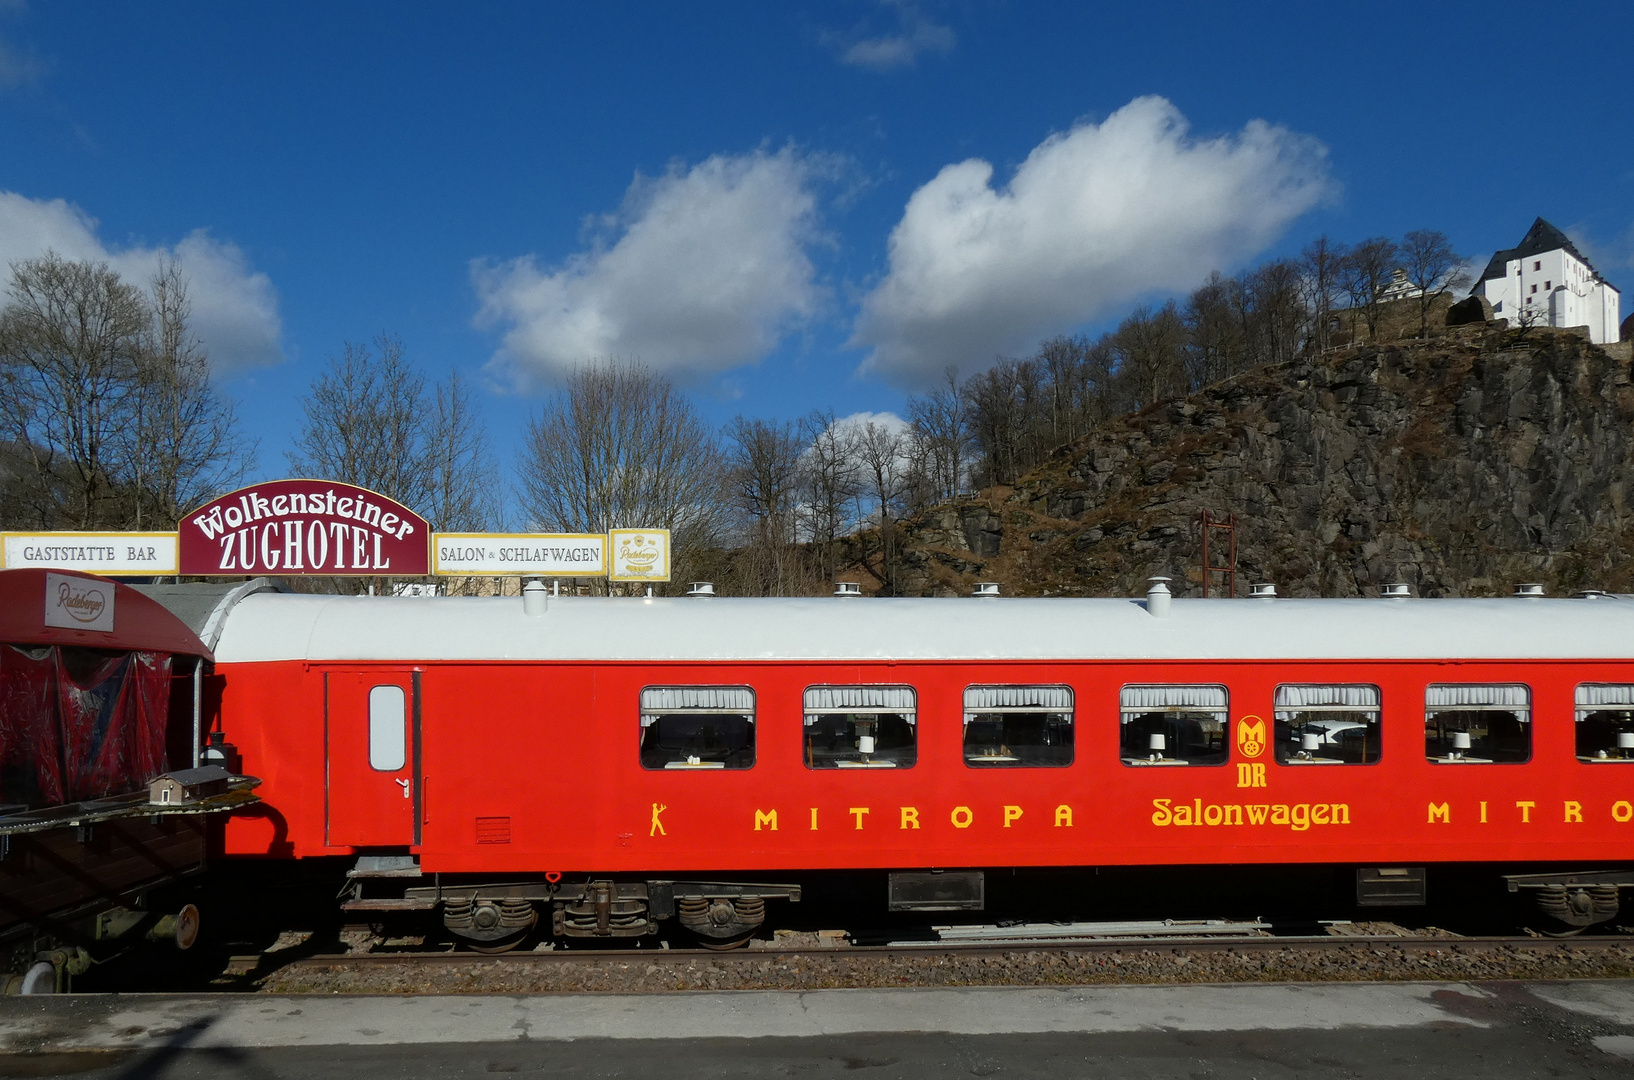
0 569 210 659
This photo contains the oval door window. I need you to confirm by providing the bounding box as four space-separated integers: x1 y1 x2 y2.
368 685 407 771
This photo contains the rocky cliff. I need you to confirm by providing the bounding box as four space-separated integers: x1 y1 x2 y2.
862 326 1634 598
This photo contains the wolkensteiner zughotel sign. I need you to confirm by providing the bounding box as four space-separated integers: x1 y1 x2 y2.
179 480 430 576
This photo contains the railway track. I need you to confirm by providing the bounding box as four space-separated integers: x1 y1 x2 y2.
279 933 1634 968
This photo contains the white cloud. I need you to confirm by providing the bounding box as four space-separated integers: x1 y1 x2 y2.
832 2 955 71
473 149 823 388
0 190 284 374
833 409 909 436
0 31 44 88
850 96 1335 385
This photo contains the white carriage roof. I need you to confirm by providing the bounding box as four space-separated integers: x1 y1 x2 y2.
211 592 1634 664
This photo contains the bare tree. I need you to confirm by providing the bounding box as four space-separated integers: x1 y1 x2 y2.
0 253 249 531
288 336 496 532
1301 236 1347 352
724 415 805 596
1112 302 1189 407
121 259 253 527
518 361 727 591
855 419 907 593
288 336 429 507
800 409 862 582
1399 229 1470 337
1340 237 1399 341
1183 272 1245 386
0 255 148 528
906 367 970 501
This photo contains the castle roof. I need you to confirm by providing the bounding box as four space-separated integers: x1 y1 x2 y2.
1477 217 1611 289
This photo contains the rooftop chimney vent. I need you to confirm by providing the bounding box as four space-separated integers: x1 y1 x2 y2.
522 578 548 617
1146 576 1172 618
833 582 862 597
1249 583 1277 599
686 581 716 597
1513 583 1546 597
972 582 1001 597
1381 583 1412 598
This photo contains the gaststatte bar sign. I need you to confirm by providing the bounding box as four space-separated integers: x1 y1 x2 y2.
179 480 430 576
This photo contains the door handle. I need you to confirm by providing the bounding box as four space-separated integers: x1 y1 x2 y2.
395 778 411 798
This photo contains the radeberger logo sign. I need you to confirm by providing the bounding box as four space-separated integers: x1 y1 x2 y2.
179 480 430 576
44 571 115 632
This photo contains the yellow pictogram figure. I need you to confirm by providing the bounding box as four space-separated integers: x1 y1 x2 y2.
650 802 668 836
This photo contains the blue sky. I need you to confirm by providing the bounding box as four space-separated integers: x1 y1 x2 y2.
1 1 1630 484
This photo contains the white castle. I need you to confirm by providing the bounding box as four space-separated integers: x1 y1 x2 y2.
1473 218 1621 344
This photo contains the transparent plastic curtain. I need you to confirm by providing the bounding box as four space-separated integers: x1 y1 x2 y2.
0 644 172 808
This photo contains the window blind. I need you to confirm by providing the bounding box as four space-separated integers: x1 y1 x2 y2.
1120 684 1228 711
1425 684 1530 709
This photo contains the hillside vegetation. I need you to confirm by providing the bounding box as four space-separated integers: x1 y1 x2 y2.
844 326 1634 598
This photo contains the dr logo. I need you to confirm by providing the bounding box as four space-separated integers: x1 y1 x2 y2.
1237 715 1266 759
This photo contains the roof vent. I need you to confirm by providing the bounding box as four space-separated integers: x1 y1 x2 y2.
1249 583 1277 599
833 582 862 597
522 578 548 617
1573 590 1615 600
1381 583 1412 598
1514 583 1545 597
972 582 1000 597
686 581 716 597
1145 576 1171 618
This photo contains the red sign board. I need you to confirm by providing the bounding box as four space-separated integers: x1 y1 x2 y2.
179 480 430 576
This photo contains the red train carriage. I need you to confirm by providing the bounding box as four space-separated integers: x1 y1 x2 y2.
201 581 1634 947
0 570 256 988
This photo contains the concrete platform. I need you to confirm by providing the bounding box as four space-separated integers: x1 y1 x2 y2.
2 981 1633 1077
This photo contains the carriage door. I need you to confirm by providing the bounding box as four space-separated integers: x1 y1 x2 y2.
326 670 418 848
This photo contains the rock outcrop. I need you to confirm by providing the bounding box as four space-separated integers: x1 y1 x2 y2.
865 326 1634 598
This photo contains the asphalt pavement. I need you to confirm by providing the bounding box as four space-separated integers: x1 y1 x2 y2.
2 980 1634 1077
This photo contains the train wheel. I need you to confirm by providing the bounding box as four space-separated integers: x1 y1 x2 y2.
695 931 753 951
466 930 531 954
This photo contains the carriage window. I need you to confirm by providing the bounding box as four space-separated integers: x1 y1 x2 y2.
639 687 755 770
1120 685 1228 766
1575 685 1634 762
804 686 916 769
1275 684 1381 765
368 685 406 772
963 685 1074 767
1425 684 1530 763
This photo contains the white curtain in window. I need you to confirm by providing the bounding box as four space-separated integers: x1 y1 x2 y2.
1425 684 1530 709
1275 684 1381 710
804 686 915 713
1120 685 1227 711
641 687 754 713
965 685 1072 711
1577 684 1634 708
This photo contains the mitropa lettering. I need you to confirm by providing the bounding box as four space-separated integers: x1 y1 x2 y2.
1150 797 1351 830
179 480 429 576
